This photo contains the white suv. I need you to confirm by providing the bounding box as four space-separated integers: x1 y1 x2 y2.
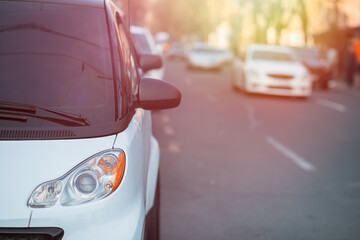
0 1 181 240
232 44 312 97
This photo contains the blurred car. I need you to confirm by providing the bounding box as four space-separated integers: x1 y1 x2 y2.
233 44 312 97
166 42 187 60
290 46 331 89
187 43 226 70
0 1 181 240
130 25 164 80
154 32 170 53
219 49 234 65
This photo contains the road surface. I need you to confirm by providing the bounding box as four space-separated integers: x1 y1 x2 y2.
152 59 360 240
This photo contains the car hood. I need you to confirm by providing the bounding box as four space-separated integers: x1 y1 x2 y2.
0 135 115 227
246 60 306 75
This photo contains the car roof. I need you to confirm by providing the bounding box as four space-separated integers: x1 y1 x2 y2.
18 0 105 8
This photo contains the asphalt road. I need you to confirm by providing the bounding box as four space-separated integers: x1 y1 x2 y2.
152 59 360 240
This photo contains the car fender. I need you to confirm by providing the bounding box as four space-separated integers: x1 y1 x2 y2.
145 136 160 214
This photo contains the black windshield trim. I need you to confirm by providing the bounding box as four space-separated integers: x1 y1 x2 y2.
0 0 104 9
0 109 135 140
104 2 119 121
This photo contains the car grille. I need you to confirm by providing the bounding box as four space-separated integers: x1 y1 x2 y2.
0 228 63 240
0 129 76 140
268 86 292 90
267 74 293 80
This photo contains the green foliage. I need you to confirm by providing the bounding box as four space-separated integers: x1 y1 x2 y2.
149 0 228 40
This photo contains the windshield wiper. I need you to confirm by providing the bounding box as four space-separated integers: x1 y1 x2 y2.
0 101 90 126
0 112 28 122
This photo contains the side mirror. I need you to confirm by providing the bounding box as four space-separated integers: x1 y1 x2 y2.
136 78 181 110
139 54 162 72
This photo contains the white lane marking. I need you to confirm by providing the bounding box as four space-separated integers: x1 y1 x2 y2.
163 125 175 136
266 136 316 172
244 104 262 130
168 141 181 153
207 94 217 103
185 77 193 85
316 98 347 112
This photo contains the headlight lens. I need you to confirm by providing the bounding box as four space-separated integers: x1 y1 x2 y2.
302 72 310 82
247 69 259 79
28 149 125 208
30 180 62 207
74 171 98 195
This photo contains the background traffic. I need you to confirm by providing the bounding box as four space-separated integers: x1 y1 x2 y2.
123 0 360 239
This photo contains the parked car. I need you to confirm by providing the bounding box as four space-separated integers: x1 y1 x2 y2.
154 32 170 53
130 25 164 80
186 43 226 70
0 1 181 240
290 46 331 89
232 44 312 97
219 49 234 65
166 42 187 60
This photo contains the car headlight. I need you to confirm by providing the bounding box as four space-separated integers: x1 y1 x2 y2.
28 149 125 208
247 69 259 78
301 72 310 81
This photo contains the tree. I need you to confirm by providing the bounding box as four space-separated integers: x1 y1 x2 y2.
296 0 308 45
148 0 230 40
249 0 297 44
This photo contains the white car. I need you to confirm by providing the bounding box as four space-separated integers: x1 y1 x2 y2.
232 44 312 97
187 43 225 70
131 26 164 80
0 1 181 240
154 32 170 53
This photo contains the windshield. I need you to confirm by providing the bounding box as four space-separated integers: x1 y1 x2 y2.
192 48 222 53
0 2 115 127
251 50 294 62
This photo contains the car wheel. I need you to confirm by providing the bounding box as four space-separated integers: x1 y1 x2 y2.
321 80 329 90
145 174 160 240
186 61 192 70
232 81 239 91
242 79 250 94
231 73 240 91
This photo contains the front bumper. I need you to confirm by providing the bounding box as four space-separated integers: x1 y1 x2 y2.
28 187 145 240
246 76 311 97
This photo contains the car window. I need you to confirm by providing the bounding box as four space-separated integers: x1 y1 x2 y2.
251 50 294 62
132 33 152 54
116 16 139 103
0 1 115 127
